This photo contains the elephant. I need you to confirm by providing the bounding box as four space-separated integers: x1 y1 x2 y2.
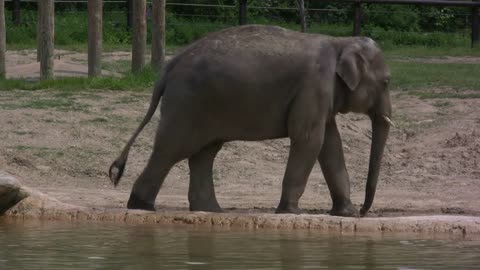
109 25 393 217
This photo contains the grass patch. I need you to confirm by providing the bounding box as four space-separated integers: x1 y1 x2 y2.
113 95 143 104
0 66 158 91
23 98 88 111
433 100 453 107
42 118 67 124
385 46 480 58
407 91 480 99
78 93 105 100
389 61 480 97
101 106 114 112
14 145 64 159
88 117 108 123
12 131 34 136
0 95 90 112
102 60 132 74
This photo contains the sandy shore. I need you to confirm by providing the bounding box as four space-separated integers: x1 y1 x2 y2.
3 178 480 240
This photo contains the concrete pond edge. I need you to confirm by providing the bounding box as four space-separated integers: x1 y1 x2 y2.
1 171 480 239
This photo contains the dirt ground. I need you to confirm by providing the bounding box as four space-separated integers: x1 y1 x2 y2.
0 50 479 218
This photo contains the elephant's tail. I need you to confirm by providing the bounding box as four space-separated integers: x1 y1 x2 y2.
109 76 167 186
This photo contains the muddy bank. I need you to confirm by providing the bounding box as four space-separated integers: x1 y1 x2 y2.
1 172 479 240
5 194 480 239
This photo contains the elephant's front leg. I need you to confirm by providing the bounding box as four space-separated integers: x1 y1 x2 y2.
188 142 223 212
318 120 359 217
275 128 325 214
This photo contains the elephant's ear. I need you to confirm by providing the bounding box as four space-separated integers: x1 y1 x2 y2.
336 44 367 91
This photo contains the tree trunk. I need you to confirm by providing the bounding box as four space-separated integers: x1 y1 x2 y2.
88 0 103 77
38 0 54 80
239 0 247 25
0 0 5 79
36 0 41 62
472 2 479 48
151 0 166 71
12 0 21 26
132 0 146 73
126 0 133 31
353 1 362 36
296 0 307 32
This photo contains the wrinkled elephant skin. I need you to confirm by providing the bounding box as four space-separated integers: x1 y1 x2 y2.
109 25 393 217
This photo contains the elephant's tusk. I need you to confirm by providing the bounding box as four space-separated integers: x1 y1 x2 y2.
383 115 396 128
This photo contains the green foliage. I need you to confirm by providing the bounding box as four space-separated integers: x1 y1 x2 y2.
165 13 234 46
363 5 420 32
2 2 475 48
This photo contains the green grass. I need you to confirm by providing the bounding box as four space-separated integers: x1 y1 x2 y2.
2 58 479 100
384 46 480 58
3 11 480 99
88 117 108 123
12 130 34 136
102 60 132 74
433 100 453 107
389 61 480 98
0 96 90 112
0 66 158 91
15 145 65 159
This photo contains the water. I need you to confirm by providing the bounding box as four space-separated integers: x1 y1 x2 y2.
0 219 479 270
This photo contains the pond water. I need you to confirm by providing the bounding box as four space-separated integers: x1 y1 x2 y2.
0 219 479 270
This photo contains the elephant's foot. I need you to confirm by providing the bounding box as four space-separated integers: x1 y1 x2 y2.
127 193 156 211
330 201 359 217
275 201 302 214
189 199 223 213
359 206 371 217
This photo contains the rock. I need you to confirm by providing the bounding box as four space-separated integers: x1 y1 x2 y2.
5 185 86 219
0 171 28 214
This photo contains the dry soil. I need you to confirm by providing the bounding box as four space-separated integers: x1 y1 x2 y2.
1 50 479 218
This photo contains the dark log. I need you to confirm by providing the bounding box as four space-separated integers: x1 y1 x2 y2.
132 0 146 73
151 0 166 71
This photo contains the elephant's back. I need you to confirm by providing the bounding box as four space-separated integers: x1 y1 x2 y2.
174 25 323 61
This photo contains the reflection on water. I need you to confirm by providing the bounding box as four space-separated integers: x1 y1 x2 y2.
0 219 479 270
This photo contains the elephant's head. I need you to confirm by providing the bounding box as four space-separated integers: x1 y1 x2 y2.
335 37 392 216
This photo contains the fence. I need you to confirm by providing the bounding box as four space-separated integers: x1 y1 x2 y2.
237 0 480 47
0 0 479 80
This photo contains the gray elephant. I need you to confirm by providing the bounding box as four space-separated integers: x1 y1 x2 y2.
109 25 393 217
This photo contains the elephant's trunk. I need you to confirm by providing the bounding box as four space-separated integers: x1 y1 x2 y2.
360 96 391 216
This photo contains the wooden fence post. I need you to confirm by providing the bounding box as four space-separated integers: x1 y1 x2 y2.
132 0 146 73
239 0 247 25
38 0 54 80
126 0 133 31
472 1 479 48
12 0 20 26
88 0 103 77
296 0 307 32
353 0 362 36
0 0 5 79
36 1 41 62
151 0 166 71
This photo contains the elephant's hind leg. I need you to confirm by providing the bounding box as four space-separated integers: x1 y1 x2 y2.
188 142 224 212
127 149 176 211
127 126 185 211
